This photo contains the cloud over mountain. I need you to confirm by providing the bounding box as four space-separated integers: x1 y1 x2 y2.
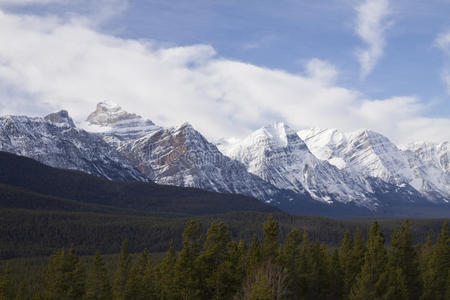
0 9 448 144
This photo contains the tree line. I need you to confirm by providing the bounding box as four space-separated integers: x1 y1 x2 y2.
0 216 448 299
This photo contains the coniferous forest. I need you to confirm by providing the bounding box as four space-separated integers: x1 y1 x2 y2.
0 217 448 300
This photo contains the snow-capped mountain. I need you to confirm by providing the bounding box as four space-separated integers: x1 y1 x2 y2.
112 121 298 203
0 102 447 217
222 123 385 209
0 110 148 182
401 141 450 201
298 128 449 203
84 102 160 147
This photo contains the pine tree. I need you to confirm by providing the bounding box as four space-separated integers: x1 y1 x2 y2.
328 249 343 300
196 221 232 300
388 220 421 299
349 221 387 300
305 242 330 299
280 228 302 295
84 252 112 300
247 235 262 270
124 249 152 300
297 228 310 298
379 266 409 300
44 247 85 300
351 228 366 278
247 268 272 300
339 230 354 296
262 215 279 261
227 240 246 296
421 222 449 300
156 241 177 299
113 240 131 300
173 220 203 300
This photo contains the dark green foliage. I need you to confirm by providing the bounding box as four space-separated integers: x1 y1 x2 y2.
113 240 131 300
0 216 449 299
388 220 421 299
349 221 387 300
43 247 85 300
421 222 449 300
262 215 279 261
84 252 112 300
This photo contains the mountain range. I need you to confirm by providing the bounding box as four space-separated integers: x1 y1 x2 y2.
0 101 448 217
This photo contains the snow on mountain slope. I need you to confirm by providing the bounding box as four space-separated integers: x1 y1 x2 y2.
0 110 148 182
401 141 450 201
299 128 449 202
223 123 380 209
84 102 160 147
116 122 294 203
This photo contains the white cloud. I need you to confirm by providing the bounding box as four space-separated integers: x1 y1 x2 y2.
305 58 338 85
355 0 391 78
436 31 450 94
436 31 450 51
0 10 448 144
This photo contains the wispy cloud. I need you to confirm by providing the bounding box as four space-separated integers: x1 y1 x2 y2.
436 31 450 94
354 0 391 78
304 58 338 85
0 9 448 144
0 0 65 5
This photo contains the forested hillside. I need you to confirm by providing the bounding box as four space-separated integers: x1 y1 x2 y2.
0 217 448 299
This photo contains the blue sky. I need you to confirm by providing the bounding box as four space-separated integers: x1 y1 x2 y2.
109 0 450 115
0 0 449 143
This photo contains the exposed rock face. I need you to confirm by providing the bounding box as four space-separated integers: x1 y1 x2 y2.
85 102 160 147
0 102 447 217
117 122 294 204
44 110 76 128
298 128 449 203
0 112 148 182
223 123 381 209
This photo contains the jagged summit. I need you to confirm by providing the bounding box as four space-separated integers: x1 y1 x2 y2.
87 101 145 126
0 112 148 182
223 123 379 208
44 110 76 128
299 127 450 202
85 102 160 146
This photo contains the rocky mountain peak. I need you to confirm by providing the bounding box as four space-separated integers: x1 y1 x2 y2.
87 101 151 127
44 110 76 128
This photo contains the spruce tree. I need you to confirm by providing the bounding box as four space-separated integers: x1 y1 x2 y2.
280 228 302 295
421 222 449 300
339 230 354 296
328 249 343 300
124 249 152 300
262 215 279 261
196 221 232 300
156 241 177 299
388 220 421 299
173 220 203 300
84 252 112 300
297 229 310 298
247 235 262 270
248 268 272 300
113 240 131 300
351 228 366 278
379 266 409 300
349 221 387 300
44 247 85 300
